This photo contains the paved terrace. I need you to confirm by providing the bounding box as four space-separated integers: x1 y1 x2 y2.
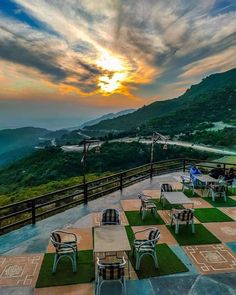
0 172 236 295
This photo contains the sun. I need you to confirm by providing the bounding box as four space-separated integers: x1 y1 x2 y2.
96 51 128 94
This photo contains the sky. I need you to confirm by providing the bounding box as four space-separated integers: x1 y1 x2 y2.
0 0 236 130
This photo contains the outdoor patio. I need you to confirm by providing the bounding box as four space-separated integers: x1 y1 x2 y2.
0 172 236 295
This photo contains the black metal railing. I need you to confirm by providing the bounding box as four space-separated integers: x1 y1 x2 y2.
1 158 235 234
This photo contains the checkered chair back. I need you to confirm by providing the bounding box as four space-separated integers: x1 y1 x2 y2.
98 262 125 280
175 209 194 221
148 229 160 245
161 183 173 192
101 209 120 225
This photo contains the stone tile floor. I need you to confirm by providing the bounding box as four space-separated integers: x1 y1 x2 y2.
0 172 236 294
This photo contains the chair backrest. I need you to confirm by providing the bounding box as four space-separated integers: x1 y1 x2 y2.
181 176 192 184
97 258 126 280
148 229 160 245
50 231 61 250
161 183 173 192
175 209 194 221
101 208 120 225
212 184 226 193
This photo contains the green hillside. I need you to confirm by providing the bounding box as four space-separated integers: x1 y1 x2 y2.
85 68 236 133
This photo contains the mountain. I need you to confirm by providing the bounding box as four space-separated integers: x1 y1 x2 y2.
0 127 69 166
85 68 236 134
71 109 135 130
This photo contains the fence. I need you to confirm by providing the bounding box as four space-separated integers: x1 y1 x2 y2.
1 158 235 234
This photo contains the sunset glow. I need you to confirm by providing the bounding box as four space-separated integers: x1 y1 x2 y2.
0 0 236 128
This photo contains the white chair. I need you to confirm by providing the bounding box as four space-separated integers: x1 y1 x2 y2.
139 193 157 220
132 228 160 270
209 184 227 202
171 209 195 234
181 176 194 195
101 208 121 225
96 257 126 295
50 230 78 273
160 183 173 206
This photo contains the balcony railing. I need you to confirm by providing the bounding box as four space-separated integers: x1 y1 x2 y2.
1 158 235 234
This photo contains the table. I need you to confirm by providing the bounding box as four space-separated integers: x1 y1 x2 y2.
93 225 131 278
162 191 194 209
194 175 219 196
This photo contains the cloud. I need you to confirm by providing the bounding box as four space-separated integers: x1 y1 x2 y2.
0 0 235 101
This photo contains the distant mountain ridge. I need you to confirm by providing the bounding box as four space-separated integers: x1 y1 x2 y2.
85 67 236 133
70 109 135 130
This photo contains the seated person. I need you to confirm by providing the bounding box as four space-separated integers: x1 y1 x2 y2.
190 164 202 188
209 164 225 179
225 168 235 185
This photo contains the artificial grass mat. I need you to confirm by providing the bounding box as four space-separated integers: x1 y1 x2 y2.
125 226 188 278
183 189 200 198
125 210 164 226
128 243 188 279
167 224 221 245
203 196 236 207
153 200 184 210
194 208 234 222
36 250 95 288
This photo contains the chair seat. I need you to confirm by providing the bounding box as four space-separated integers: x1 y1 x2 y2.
144 203 156 209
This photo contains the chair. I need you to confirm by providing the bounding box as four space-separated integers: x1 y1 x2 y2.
101 208 121 225
171 209 195 234
132 228 160 270
96 257 126 295
138 193 157 220
181 176 194 195
160 183 173 206
50 230 78 273
209 184 227 202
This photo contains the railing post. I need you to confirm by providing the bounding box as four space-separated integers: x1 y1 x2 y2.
120 173 123 191
150 163 153 179
183 159 186 172
31 199 36 225
84 183 88 204
223 163 226 174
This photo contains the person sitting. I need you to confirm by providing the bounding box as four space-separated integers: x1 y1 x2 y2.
225 168 235 185
209 164 225 179
190 164 202 188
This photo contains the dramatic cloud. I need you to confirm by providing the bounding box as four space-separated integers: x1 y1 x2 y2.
0 0 236 104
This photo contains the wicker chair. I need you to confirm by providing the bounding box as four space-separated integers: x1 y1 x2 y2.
139 193 157 220
132 228 160 270
50 230 78 273
101 208 121 225
181 176 194 195
209 184 227 202
171 209 195 234
160 183 173 206
96 257 126 295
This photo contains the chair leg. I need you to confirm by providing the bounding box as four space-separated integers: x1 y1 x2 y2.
142 210 146 221
52 254 58 273
191 221 195 234
153 251 158 268
175 221 179 234
122 277 127 295
136 253 141 270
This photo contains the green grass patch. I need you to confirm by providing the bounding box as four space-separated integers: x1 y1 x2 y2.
153 200 183 210
167 224 221 245
194 208 234 222
128 243 188 279
125 211 164 226
36 250 95 288
183 190 200 198
125 225 135 246
204 196 236 207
